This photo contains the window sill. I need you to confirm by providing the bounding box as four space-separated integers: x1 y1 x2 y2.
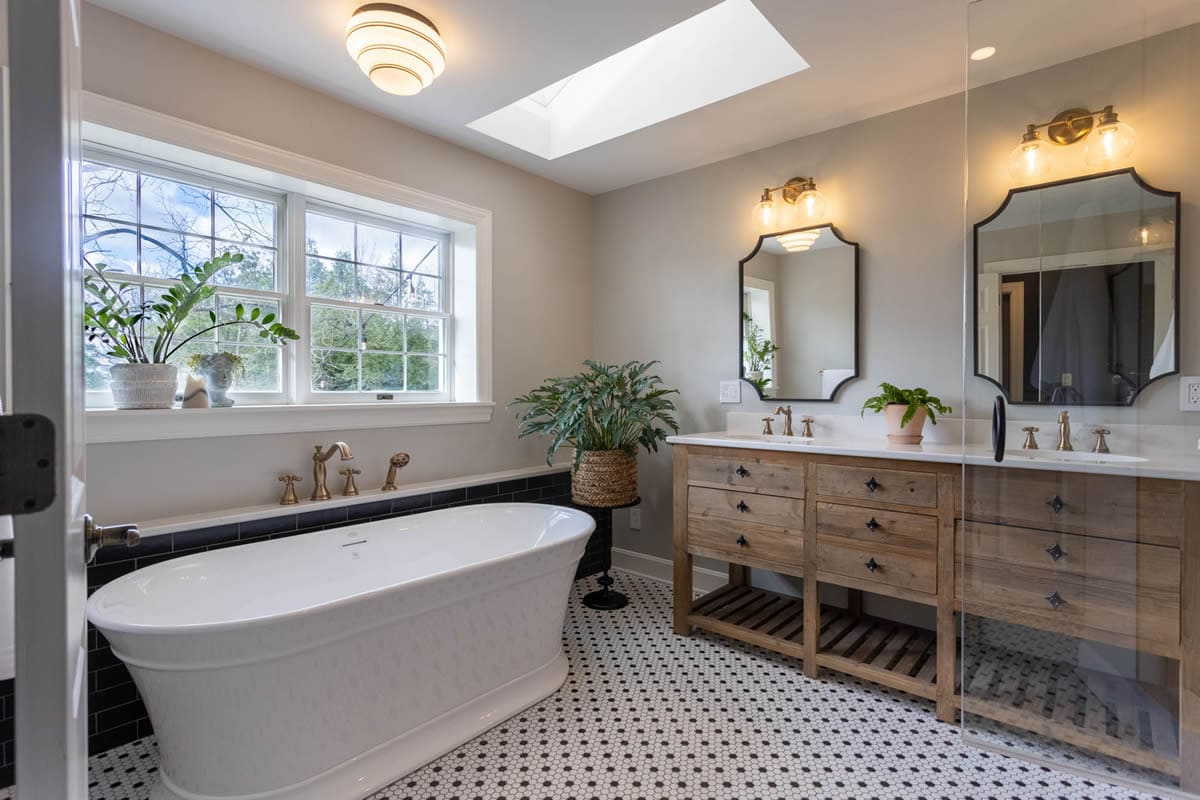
85 401 494 444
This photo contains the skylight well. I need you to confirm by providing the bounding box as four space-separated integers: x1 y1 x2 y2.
467 0 809 160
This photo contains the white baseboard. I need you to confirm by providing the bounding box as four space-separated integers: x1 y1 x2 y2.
611 547 727 594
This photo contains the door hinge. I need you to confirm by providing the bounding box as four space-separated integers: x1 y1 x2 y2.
0 413 56 516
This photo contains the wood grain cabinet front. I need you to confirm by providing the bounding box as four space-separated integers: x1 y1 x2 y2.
815 463 939 508
688 452 805 498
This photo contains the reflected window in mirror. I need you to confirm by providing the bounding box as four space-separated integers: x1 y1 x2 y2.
974 169 1179 405
740 224 859 401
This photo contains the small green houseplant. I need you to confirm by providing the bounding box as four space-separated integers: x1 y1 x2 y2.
84 252 299 409
742 312 780 395
860 382 952 444
510 360 679 507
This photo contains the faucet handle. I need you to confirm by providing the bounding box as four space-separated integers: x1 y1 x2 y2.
1092 427 1111 454
761 417 774 435
339 467 361 497
799 416 815 438
278 473 302 505
1022 426 1040 450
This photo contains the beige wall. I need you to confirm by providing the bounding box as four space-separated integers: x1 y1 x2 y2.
594 24 1200 561
81 6 594 521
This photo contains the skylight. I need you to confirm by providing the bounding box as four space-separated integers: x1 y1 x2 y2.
467 0 809 160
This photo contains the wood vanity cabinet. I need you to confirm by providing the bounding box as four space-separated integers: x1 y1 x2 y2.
672 443 1200 788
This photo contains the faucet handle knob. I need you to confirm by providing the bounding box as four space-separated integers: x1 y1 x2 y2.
279 473 302 483
278 474 302 505
339 467 362 476
1023 426 1039 432
1092 427 1111 435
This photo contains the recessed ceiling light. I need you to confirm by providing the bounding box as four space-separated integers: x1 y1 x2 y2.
346 3 446 96
970 46 997 62
467 0 809 160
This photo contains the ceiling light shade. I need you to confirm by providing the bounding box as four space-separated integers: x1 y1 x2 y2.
346 4 446 96
776 230 821 252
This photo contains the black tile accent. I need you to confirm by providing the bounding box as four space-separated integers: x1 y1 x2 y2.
239 514 297 538
30 468 598 786
172 523 238 551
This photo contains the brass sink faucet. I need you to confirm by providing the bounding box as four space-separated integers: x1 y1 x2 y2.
773 405 793 436
1056 411 1073 452
311 442 354 500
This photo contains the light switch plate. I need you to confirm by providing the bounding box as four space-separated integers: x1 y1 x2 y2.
720 380 741 404
1181 376 1200 411
629 508 641 530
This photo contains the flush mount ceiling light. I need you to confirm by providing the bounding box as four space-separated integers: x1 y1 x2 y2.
1009 105 1135 181
775 229 822 253
346 3 446 96
754 177 827 231
969 46 996 61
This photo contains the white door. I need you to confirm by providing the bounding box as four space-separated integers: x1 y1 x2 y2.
8 0 89 795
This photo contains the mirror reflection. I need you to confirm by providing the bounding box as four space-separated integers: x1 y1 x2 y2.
740 225 858 400
975 170 1179 405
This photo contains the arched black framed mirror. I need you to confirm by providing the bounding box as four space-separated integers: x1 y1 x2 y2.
739 223 859 401
973 168 1180 406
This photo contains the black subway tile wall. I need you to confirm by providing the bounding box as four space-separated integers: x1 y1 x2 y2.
0 469 621 786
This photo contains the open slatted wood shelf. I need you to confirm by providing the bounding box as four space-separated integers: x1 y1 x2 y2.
960 642 1180 776
816 608 939 700
689 584 806 661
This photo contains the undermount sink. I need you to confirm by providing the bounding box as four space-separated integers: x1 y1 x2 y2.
1008 449 1148 465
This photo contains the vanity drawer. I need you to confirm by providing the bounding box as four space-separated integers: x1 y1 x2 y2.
688 486 804 531
815 502 937 550
956 521 1180 654
687 516 804 569
816 536 936 595
963 467 1183 548
815 464 938 508
688 453 805 498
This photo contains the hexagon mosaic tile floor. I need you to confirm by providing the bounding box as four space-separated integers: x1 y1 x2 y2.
40 572 1178 800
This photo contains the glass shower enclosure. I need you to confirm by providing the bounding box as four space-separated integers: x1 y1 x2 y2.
962 2 1200 794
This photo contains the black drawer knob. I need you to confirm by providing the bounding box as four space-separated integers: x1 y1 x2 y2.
735 465 749 478
736 500 749 513
1046 543 1064 561
864 557 879 572
865 517 881 532
736 535 748 547
864 477 881 493
1046 495 1066 513
1045 590 1064 609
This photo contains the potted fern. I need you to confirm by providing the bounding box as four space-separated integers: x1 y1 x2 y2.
510 360 679 507
84 253 299 409
860 382 952 444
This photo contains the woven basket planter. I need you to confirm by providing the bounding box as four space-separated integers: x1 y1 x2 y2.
572 450 638 508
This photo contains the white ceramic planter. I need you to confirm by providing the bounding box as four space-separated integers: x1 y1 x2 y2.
746 370 763 381
884 403 928 444
110 363 178 410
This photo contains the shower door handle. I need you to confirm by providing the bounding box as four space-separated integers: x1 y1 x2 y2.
992 395 1006 463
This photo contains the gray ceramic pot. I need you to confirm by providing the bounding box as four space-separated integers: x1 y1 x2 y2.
110 363 178 410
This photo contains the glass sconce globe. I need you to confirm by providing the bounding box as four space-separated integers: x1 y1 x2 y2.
1008 134 1054 183
1084 118 1136 167
797 187 827 221
753 192 776 230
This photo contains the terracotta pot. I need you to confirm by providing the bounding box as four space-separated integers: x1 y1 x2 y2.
884 404 928 444
110 363 178 410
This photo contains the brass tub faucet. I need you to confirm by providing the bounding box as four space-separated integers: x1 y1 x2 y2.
312 442 354 500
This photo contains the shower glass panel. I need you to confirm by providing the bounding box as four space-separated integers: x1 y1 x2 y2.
963 2 1199 795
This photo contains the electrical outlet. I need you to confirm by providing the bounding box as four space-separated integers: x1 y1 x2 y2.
629 508 642 530
1060 372 1073 387
1181 376 1200 411
719 380 741 404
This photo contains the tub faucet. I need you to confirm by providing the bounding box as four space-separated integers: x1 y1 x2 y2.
312 442 354 500
381 452 411 491
1056 411 1073 452
773 405 793 436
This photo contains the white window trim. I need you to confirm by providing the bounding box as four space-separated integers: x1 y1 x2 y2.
80 93 493 443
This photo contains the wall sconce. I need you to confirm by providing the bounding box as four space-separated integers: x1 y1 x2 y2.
753 176 827 230
1009 105 1135 181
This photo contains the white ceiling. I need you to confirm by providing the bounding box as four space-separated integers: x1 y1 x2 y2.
86 0 1200 196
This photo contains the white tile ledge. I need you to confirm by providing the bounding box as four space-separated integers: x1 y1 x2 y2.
86 401 494 444
135 462 570 538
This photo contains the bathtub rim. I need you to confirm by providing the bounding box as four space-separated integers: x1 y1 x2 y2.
88 502 594 637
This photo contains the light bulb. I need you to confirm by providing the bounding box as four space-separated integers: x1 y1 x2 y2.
753 190 776 229
797 187 826 221
1132 219 1163 247
1084 109 1135 167
1008 126 1054 182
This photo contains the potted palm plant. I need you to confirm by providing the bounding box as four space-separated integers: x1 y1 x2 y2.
860 382 952 444
84 253 299 409
511 360 679 507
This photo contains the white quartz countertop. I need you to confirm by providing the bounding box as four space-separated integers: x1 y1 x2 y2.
667 431 1200 481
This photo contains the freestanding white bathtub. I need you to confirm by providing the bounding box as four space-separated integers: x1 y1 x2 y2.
87 503 594 800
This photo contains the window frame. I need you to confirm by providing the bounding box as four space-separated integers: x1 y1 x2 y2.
82 146 291 407
296 199 454 405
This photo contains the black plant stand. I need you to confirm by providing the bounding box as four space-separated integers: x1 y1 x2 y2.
576 497 639 611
